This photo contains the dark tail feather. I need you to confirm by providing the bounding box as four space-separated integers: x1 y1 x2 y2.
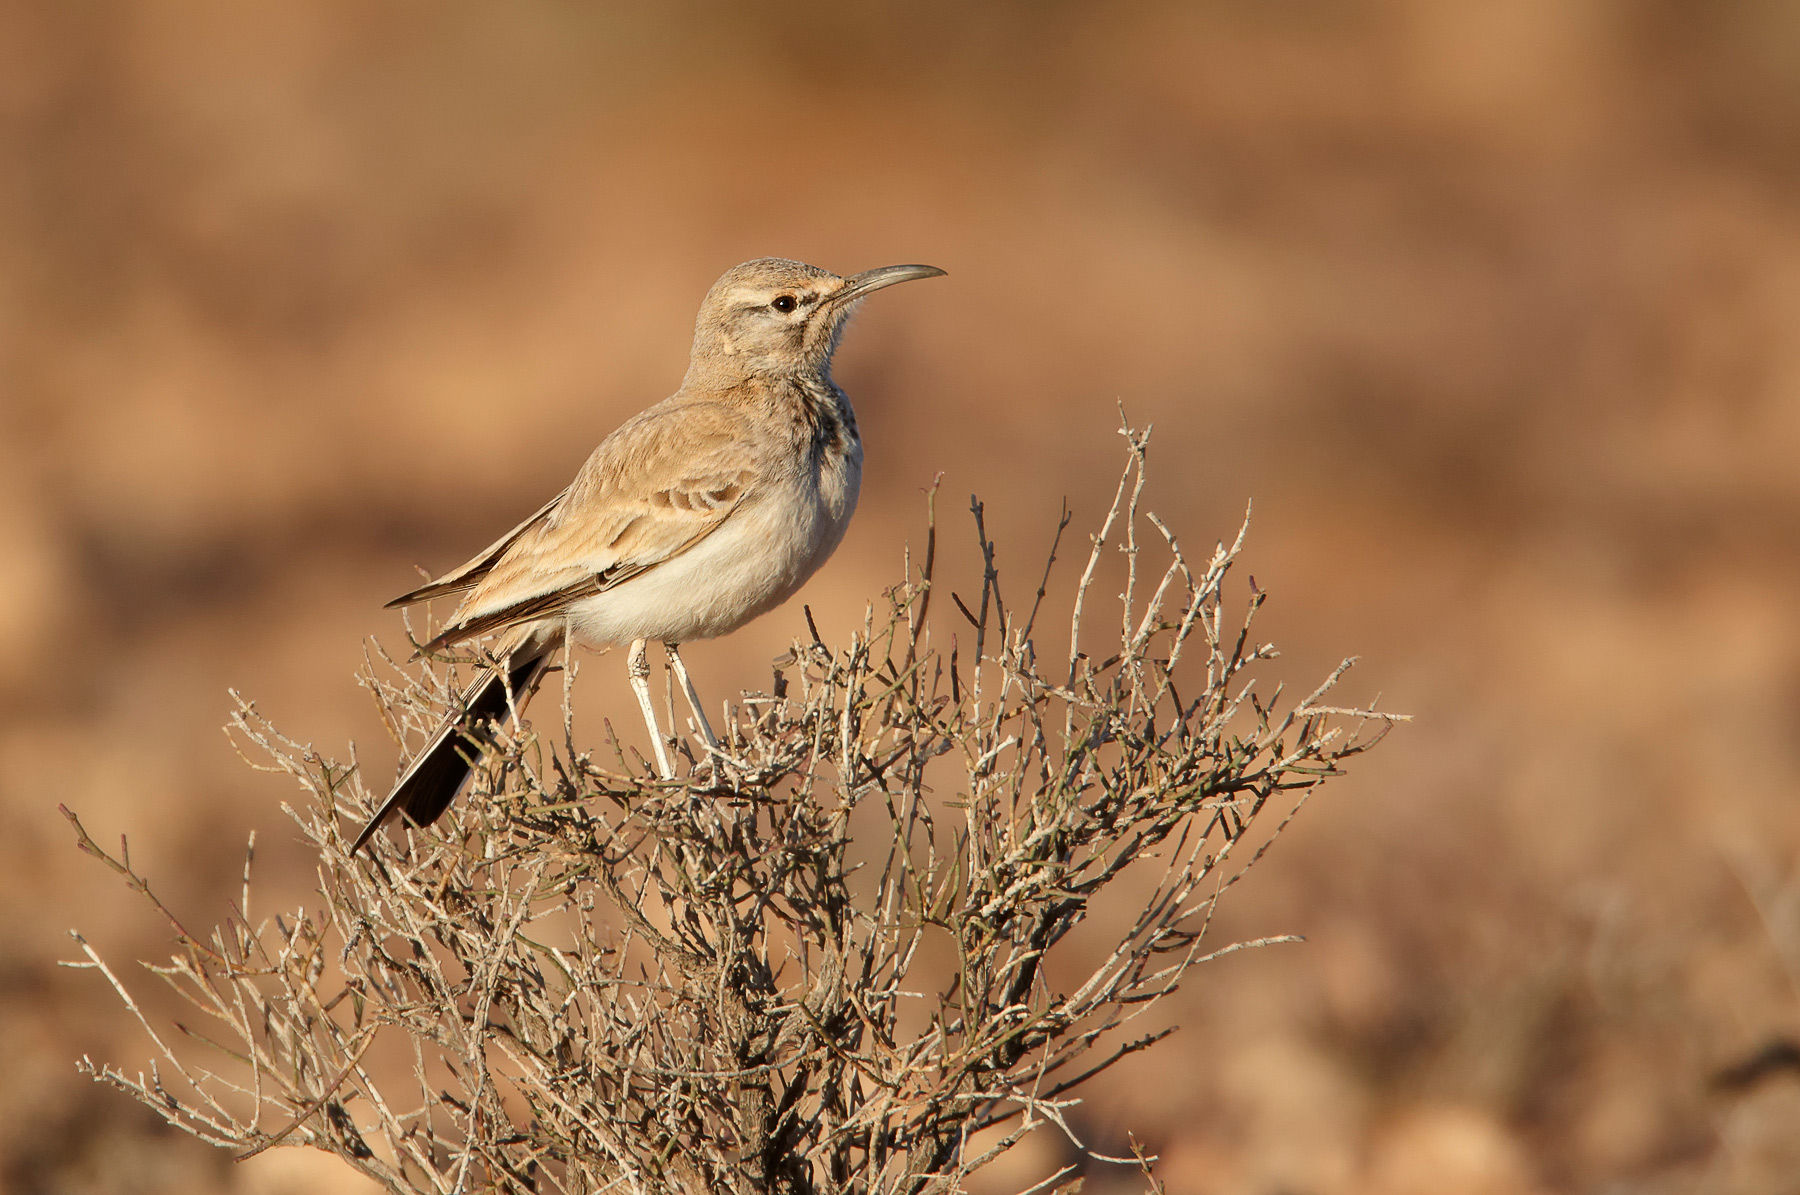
351 648 552 853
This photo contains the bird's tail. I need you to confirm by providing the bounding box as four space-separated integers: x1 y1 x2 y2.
351 642 554 853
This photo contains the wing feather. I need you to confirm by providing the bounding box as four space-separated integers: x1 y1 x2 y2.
420 399 766 651
387 488 570 608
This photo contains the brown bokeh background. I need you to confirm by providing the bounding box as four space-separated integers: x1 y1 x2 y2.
6 3 1800 1192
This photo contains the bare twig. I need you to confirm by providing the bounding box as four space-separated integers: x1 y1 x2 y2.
68 422 1396 1194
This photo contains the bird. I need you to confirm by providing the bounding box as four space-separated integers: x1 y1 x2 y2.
351 257 946 853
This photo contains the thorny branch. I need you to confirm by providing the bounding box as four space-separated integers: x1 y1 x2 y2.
66 421 1401 1194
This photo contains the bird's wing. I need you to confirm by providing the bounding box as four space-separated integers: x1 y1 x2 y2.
421 401 762 651
386 489 571 609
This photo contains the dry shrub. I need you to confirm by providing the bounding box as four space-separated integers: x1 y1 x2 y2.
64 423 1398 1194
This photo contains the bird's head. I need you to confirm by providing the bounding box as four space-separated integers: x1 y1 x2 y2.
683 257 945 389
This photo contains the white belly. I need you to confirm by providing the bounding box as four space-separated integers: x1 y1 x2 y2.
564 451 860 647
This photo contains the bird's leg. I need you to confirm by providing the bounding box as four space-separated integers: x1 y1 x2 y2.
663 642 721 755
627 638 674 779
667 643 746 800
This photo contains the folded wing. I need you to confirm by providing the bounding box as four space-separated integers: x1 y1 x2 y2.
386 489 571 609
407 401 763 653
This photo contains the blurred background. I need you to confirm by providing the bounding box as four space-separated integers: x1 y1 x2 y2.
5 2 1800 1192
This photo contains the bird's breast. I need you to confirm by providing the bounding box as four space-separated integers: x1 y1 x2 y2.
805 423 862 574
564 420 861 648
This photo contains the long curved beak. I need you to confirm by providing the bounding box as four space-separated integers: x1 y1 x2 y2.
831 263 947 307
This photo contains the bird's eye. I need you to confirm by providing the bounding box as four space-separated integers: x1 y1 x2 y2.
771 294 798 313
